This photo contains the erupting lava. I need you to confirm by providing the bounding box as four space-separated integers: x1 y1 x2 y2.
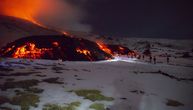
0 35 114 61
0 1 138 61
96 41 113 55
76 48 93 61
0 35 137 61
76 48 91 56
0 0 42 25
13 43 52 59
96 41 137 57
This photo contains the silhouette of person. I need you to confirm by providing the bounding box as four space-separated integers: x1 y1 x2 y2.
138 55 141 59
149 56 152 63
167 57 170 64
153 56 156 64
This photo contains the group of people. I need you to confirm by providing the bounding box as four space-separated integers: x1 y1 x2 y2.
137 54 170 64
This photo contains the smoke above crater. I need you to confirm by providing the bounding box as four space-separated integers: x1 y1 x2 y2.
0 0 91 32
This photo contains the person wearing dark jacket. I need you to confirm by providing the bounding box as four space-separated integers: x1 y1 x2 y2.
167 57 170 64
142 55 145 60
153 56 156 64
149 56 152 63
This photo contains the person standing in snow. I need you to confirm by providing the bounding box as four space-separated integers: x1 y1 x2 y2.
149 55 152 63
142 55 145 60
138 55 141 59
167 56 170 64
153 56 156 64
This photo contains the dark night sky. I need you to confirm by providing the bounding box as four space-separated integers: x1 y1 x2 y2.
79 0 193 39
1 0 193 39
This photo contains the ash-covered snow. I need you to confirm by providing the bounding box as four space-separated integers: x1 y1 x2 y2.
0 55 193 110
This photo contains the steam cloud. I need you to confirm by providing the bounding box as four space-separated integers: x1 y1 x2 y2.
36 0 91 32
0 0 91 32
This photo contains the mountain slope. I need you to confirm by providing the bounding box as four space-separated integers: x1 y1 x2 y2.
0 35 113 61
0 15 61 47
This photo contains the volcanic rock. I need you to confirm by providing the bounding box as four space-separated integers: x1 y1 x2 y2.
0 35 113 61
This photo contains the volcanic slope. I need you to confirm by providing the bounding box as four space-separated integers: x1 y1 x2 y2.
0 35 113 61
0 15 61 47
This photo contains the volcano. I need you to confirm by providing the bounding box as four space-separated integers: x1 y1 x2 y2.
0 15 136 61
0 15 61 47
0 35 114 61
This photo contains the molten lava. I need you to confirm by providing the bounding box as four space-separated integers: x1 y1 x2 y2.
96 41 138 57
76 48 91 56
52 42 59 47
76 48 93 61
96 41 113 55
0 35 138 61
0 0 42 25
0 35 114 61
13 43 52 59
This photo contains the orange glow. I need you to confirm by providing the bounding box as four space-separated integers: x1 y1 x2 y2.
96 41 113 55
13 43 52 59
96 41 138 57
52 42 59 47
76 48 91 56
119 46 124 51
3 45 15 54
0 0 42 26
63 32 69 35
62 31 74 37
0 0 75 35
76 48 93 61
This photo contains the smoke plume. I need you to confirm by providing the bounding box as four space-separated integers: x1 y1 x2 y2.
0 0 91 32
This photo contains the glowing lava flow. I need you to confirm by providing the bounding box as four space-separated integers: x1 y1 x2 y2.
96 41 113 55
13 43 52 59
96 41 138 58
76 48 93 61
76 48 91 56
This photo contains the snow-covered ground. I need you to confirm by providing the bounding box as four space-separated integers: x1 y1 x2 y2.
0 56 193 110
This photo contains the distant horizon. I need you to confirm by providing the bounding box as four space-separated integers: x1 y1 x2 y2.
92 32 193 40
